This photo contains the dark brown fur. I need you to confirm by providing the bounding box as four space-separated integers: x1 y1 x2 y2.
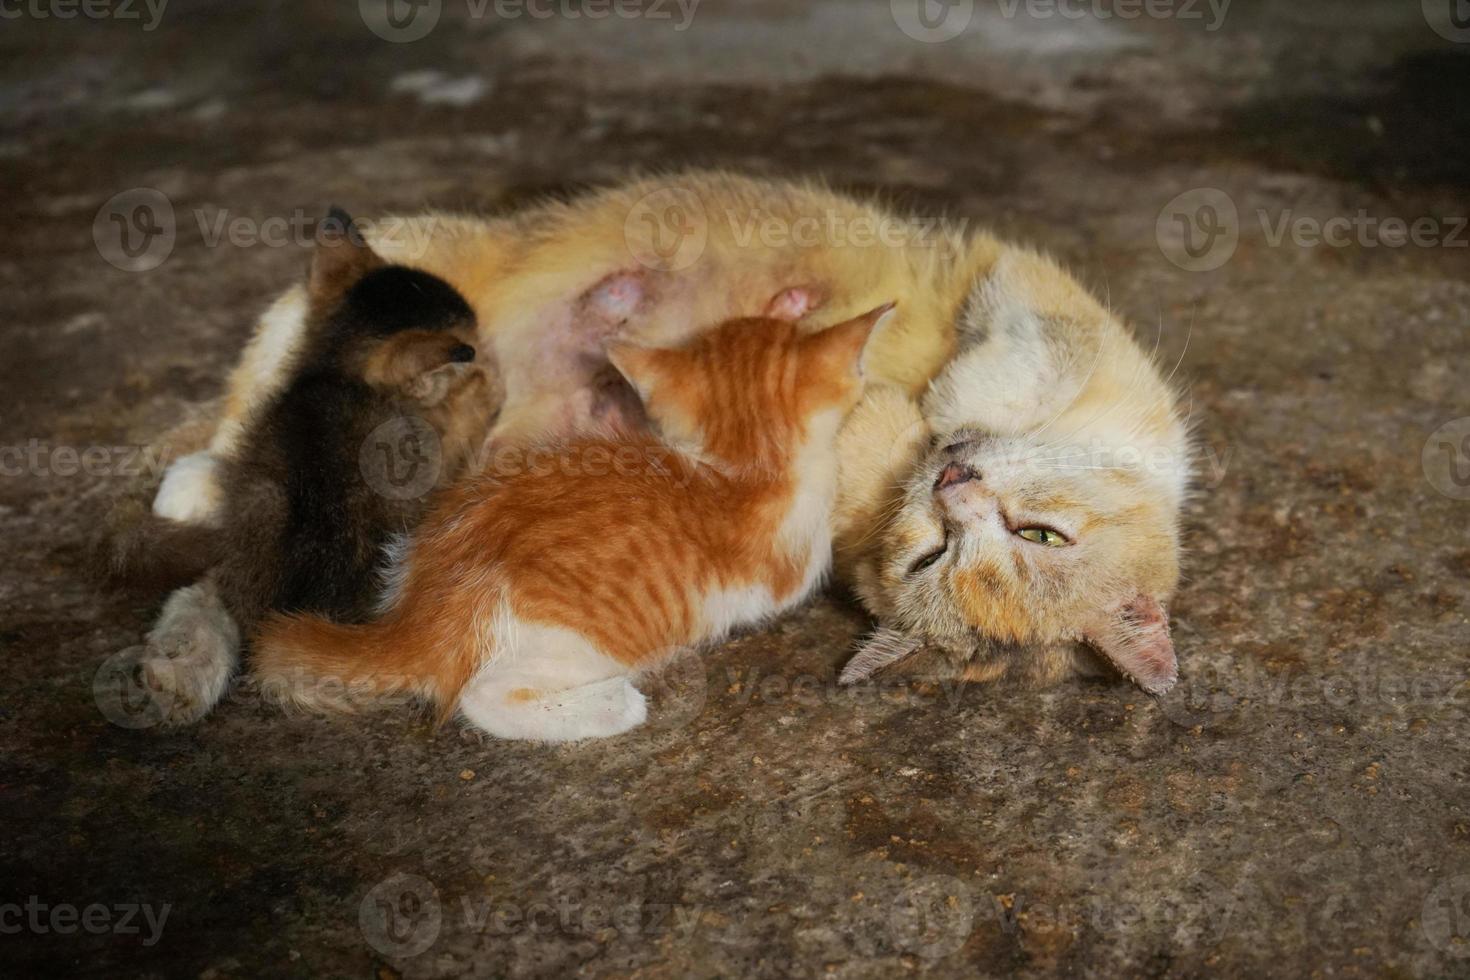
101 210 502 634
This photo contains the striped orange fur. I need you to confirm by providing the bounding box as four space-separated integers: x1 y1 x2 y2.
253 306 891 741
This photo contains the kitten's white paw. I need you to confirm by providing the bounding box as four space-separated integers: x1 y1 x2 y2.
152 451 222 523
459 676 647 742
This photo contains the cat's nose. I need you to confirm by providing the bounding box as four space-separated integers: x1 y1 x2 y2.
935 462 979 490
449 344 476 363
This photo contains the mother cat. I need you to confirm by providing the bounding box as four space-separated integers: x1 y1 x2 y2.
148 172 1189 722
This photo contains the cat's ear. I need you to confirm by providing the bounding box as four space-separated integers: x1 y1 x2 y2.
838 626 924 685
1082 593 1178 695
803 301 897 379
308 206 383 306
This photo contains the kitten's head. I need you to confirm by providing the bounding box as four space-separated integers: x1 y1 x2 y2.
607 303 895 468
305 207 481 391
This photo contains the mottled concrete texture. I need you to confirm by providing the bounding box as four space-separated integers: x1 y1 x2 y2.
3 1 1469 977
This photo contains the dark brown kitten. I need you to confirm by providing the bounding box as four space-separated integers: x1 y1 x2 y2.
102 209 502 633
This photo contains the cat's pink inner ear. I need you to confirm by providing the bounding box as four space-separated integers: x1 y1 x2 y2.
1083 593 1178 695
581 270 648 326
764 285 826 321
839 627 923 685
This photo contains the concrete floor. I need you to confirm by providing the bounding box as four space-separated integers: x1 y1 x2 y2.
3 1 1469 976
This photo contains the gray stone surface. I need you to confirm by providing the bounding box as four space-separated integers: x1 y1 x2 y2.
2 1 1468 976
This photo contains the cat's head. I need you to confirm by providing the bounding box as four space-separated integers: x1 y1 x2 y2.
305 207 481 392
839 262 1190 695
606 303 895 468
845 429 1183 693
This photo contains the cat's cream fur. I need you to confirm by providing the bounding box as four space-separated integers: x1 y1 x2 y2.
149 172 1189 721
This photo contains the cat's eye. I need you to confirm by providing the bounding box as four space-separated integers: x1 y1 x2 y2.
907 541 948 576
1015 526 1070 547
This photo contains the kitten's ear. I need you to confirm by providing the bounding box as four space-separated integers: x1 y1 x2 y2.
838 626 924 685
605 343 670 405
1082 593 1178 695
308 206 383 306
804 301 897 378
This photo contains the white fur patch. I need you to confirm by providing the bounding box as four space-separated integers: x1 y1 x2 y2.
152 451 222 523
210 285 310 457
700 584 775 639
374 532 414 614
456 616 638 742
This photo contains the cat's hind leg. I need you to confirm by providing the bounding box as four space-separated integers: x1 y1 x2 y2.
124 580 241 725
456 622 645 742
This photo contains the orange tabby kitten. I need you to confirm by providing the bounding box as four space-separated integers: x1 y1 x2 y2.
252 304 893 740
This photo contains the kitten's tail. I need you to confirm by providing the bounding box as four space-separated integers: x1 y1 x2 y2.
96 500 223 593
252 608 483 724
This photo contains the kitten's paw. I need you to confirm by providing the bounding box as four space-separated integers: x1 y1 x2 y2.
619 678 649 728
459 677 647 742
152 451 222 523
